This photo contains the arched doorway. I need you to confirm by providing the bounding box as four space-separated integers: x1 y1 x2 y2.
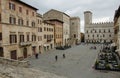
23 48 27 58
0 47 3 57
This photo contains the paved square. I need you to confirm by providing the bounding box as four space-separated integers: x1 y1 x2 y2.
26 44 120 78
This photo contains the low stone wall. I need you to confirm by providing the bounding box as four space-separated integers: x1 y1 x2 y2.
0 57 30 67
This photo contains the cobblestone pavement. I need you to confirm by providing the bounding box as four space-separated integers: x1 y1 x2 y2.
26 44 120 78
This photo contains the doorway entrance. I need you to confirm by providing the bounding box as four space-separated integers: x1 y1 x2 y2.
10 50 17 60
23 48 27 58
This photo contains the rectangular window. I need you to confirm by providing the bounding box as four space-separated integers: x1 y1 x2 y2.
38 36 39 41
9 2 15 10
32 35 36 41
35 35 36 41
31 22 35 27
40 28 42 32
99 30 101 33
38 19 39 24
26 20 29 26
19 35 24 42
40 36 42 41
103 34 105 37
27 35 29 41
18 19 23 26
44 35 46 39
19 7 22 13
9 34 17 43
32 12 34 16
0 33 2 40
97 35 99 37
9 16 16 24
109 34 111 37
44 27 46 31
26 10 29 15
0 14 1 22
86 30 88 33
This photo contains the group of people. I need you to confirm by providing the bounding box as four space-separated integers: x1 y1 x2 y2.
34 53 66 61
55 54 66 61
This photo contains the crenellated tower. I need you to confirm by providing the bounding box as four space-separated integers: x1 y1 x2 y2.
84 11 92 26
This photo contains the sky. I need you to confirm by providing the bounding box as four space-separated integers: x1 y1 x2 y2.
22 0 119 33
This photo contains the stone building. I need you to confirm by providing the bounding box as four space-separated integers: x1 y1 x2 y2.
47 19 63 47
43 9 70 46
0 0 38 60
114 6 120 56
70 17 81 45
42 21 54 52
84 11 114 43
36 13 44 53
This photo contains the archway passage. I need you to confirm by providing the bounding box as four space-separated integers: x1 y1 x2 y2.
0 47 3 57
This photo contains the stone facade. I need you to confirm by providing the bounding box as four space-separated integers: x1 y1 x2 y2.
70 17 81 45
84 11 114 43
0 0 38 60
114 6 120 55
36 13 44 53
48 19 63 47
42 21 54 52
43 9 70 46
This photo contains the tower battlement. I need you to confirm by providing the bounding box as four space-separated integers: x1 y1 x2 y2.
92 21 113 25
84 11 113 26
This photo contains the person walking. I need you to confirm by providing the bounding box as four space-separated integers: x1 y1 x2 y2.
55 55 58 61
35 53 38 59
63 54 65 59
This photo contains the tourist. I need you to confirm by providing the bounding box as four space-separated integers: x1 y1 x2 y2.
35 53 38 59
55 55 58 61
63 54 65 59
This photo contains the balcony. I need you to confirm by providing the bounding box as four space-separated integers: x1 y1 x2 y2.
47 39 52 42
19 42 31 47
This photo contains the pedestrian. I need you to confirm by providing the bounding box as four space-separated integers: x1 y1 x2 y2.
35 53 38 59
63 54 65 59
55 55 58 61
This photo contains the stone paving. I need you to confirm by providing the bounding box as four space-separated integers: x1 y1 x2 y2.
26 44 120 78
0 63 67 78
